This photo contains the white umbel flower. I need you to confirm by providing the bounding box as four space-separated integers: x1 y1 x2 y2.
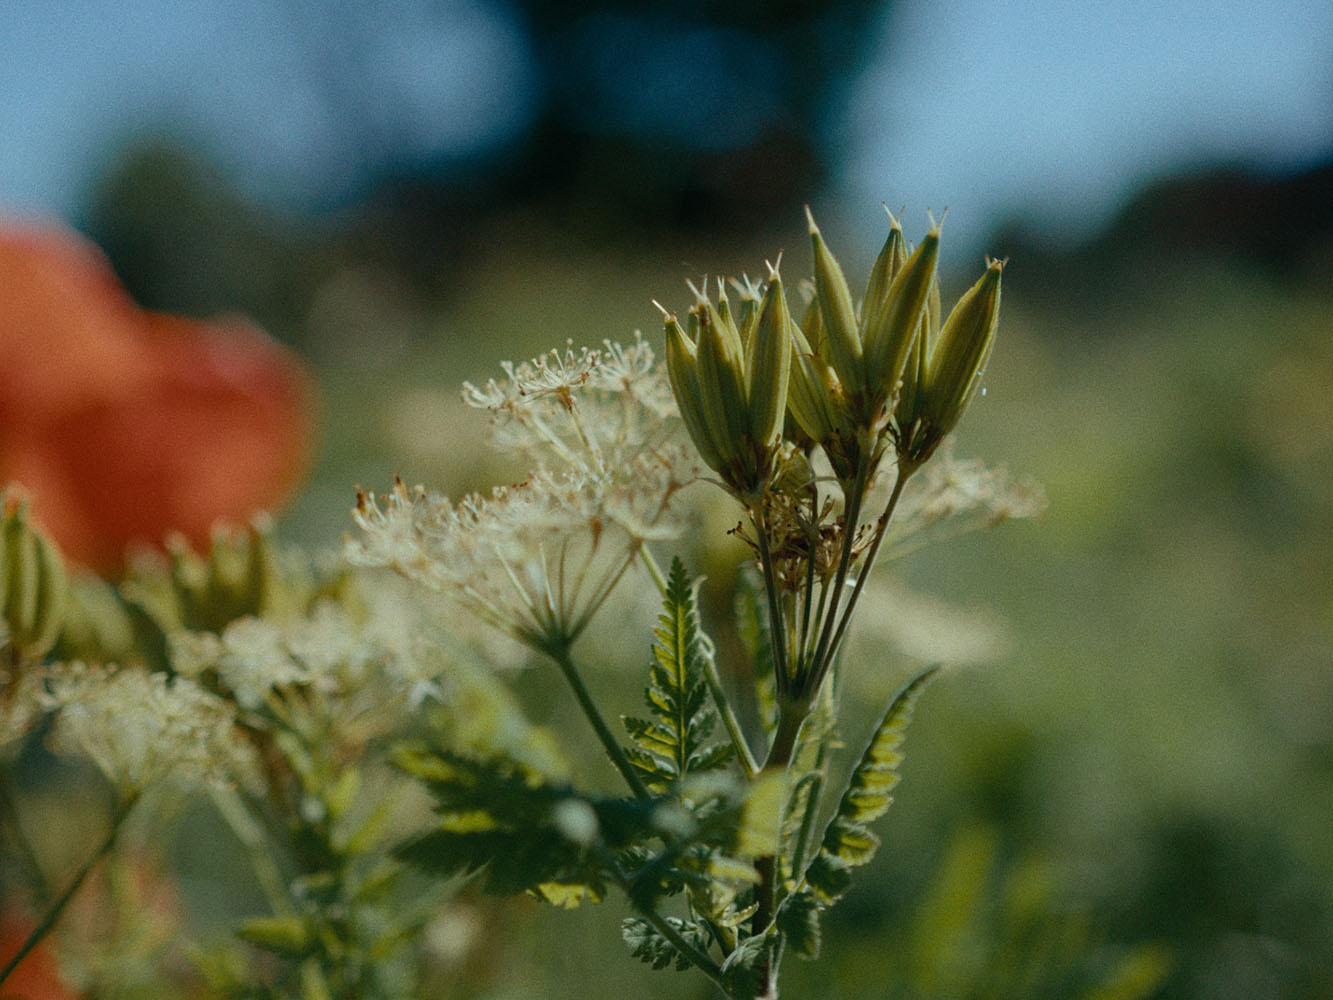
41 663 261 796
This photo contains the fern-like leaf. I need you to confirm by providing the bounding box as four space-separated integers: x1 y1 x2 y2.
623 557 733 794
394 745 654 901
622 916 714 972
803 665 938 906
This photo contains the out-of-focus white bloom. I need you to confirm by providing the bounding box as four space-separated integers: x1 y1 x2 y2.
884 447 1047 557
170 593 447 715
847 578 1011 670
40 663 260 796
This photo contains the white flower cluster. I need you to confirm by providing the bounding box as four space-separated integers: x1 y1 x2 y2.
169 592 445 712
39 663 261 796
349 465 686 648
353 339 695 648
885 448 1048 557
461 334 682 478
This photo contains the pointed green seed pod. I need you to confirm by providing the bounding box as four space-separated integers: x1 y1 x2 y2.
862 206 907 325
1 495 68 662
786 312 839 446
895 272 941 435
923 257 1003 437
805 206 863 390
744 264 795 449
662 309 728 472
694 300 749 469
862 222 940 406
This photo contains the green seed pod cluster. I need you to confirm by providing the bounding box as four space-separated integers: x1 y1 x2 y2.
662 263 796 502
167 520 290 633
799 207 940 436
120 519 299 640
895 257 1004 468
662 206 1004 495
1 492 69 664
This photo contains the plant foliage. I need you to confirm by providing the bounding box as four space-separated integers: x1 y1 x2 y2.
622 557 734 794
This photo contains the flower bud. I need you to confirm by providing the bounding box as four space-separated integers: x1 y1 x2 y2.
1 494 68 662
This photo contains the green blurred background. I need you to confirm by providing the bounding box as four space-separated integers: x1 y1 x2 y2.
3 0 1331 996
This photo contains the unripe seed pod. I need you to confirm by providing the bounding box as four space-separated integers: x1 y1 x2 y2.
694 299 749 466
924 258 1003 436
663 311 728 472
862 207 907 327
786 321 840 446
805 207 862 390
862 224 939 405
744 267 794 449
896 273 941 433
1 496 68 662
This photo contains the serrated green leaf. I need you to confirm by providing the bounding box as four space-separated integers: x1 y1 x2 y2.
776 888 823 959
622 916 713 972
623 558 733 793
532 881 603 908
805 666 937 905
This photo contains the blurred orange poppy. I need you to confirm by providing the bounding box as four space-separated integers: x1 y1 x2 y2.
0 914 79 1000
0 221 316 575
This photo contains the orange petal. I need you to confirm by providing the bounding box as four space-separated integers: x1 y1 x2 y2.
0 219 318 575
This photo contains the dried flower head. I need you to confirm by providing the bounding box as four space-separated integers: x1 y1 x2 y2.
349 463 689 651
462 335 680 479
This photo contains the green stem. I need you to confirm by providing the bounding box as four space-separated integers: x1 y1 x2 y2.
751 507 791 697
638 547 669 595
0 792 138 989
751 695 811 999
636 900 728 994
806 457 871 689
700 645 760 780
815 463 915 695
545 643 651 799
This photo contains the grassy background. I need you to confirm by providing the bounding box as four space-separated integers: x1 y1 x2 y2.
253 201 1332 998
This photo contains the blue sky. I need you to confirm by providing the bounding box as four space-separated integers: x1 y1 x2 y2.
835 0 1333 252
1 0 1329 255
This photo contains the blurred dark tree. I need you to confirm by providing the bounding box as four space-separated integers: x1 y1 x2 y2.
990 159 1333 318
82 142 329 341
82 0 893 340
